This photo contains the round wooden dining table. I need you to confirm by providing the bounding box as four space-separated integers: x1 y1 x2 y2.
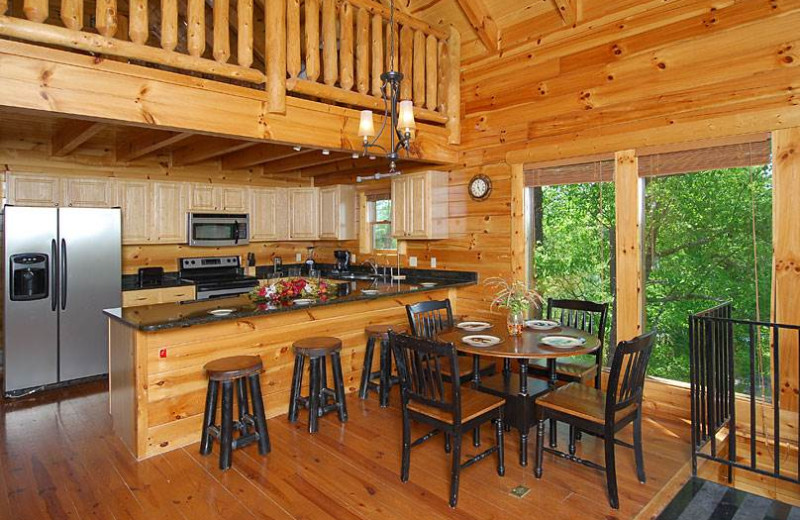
437 321 601 466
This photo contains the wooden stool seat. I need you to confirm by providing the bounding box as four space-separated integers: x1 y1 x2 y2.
365 324 406 339
204 355 263 381
292 337 342 357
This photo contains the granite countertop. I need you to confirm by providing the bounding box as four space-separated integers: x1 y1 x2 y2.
105 277 476 332
121 273 195 291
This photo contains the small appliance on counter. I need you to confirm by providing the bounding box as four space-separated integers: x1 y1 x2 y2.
333 250 352 274
272 256 283 277
179 256 259 299
303 246 316 276
138 267 165 288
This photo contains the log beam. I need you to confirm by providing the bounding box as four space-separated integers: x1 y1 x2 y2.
453 0 498 52
221 143 302 169
118 130 193 162
51 120 104 156
265 150 351 172
614 149 643 342
171 137 258 166
551 0 578 27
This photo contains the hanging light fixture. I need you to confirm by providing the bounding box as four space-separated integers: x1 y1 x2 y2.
356 0 415 176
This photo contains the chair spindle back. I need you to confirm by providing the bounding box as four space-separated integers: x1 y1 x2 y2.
605 332 655 417
406 299 455 340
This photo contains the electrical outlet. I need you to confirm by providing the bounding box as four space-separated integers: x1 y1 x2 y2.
351 253 357 263
430 257 437 268
295 253 302 262
409 256 417 267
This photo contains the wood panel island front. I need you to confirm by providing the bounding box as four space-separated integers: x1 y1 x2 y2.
104 276 475 460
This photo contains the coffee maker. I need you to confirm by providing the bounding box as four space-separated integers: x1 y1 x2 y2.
333 250 351 273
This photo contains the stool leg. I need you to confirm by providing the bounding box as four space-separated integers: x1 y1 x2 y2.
200 380 218 455
331 352 349 422
236 377 250 435
288 354 305 423
308 358 321 433
319 355 329 414
359 336 376 400
379 339 390 407
248 374 271 455
219 381 234 470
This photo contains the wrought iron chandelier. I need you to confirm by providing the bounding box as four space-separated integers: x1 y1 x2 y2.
356 0 416 176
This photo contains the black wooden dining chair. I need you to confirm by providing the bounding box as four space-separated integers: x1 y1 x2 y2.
533 331 655 509
530 298 609 388
405 299 496 385
389 331 506 508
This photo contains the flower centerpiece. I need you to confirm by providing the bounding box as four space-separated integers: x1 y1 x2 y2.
485 277 542 336
250 277 330 306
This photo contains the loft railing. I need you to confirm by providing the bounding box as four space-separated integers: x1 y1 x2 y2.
0 0 457 129
689 302 799 485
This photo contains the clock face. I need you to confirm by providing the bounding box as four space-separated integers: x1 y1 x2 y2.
468 175 492 201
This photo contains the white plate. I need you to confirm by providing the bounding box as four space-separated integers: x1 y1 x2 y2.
208 309 234 316
461 335 502 347
420 282 438 288
292 298 315 305
457 321 492 332
361 289 380 296
526 320 560 330
540 335 586 349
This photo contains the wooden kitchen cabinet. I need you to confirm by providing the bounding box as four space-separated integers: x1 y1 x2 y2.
63 177 115 207
122 285 197 307
189 184 248 212
391 171 449 240
6 173 62 207
318 185 356 240
152 181 188 243
288 187 319 240
117 180 151 244
250 187 288 241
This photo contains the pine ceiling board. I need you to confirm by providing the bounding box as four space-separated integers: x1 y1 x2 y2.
487 0 552 28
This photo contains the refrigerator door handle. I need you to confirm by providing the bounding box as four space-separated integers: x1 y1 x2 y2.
60 238 68 311
51 239 59 312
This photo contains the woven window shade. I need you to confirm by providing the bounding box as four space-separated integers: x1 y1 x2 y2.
525 160 614 187
365 192 391 202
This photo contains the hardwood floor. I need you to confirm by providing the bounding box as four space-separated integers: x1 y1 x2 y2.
0 380 692 519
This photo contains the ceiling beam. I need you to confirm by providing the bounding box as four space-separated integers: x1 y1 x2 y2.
265 150 353 173
51 120 104 157
221 143 304 170
172 137 258 166
299 156 385 177
453 0 499 52
551 0 578 26
118 130 194 162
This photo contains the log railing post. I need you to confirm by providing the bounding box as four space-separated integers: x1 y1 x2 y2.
322 0 337 86
266 0 286 112
95 0 118 38
0 0 7 15
23 0 47 23
161 0 177 51
187 0 205 57
129 0 148 45
237 0 253 68
386 19 397 74
412 29 425 106
355 7 369 95
213 0 230 62
445 25 460 144
305 0 320 82
339 1 354 91
425 34 437 111
399 24 413 100
60 0 83 30
286 0 301 77
371 14 383 96
437 38 446 113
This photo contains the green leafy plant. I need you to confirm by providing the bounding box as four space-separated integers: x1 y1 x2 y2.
485 277 542 314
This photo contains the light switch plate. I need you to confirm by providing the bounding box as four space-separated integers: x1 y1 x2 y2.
295 253 302 262
409 256 418 267
430 257 437 268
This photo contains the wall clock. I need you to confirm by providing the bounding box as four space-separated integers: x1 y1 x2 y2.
468 174 492 201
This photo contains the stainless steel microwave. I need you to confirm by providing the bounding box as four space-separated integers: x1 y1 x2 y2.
187 213 249 246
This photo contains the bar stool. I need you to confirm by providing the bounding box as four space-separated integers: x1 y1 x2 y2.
200 355 271 470
288 336 348 433
358 324 405 407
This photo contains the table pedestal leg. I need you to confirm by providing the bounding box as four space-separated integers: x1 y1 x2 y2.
518 359 529 467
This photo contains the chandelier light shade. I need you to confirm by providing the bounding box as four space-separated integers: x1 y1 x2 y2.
358 110 376 139
397 100 416 135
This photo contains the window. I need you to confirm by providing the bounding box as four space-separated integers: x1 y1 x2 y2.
371 197 397 251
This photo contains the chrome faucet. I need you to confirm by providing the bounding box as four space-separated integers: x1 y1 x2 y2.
362 258 379 276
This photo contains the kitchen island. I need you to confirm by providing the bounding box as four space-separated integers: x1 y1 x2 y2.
105 276 475 460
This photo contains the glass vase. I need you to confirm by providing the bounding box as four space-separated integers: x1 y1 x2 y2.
507 309 525 336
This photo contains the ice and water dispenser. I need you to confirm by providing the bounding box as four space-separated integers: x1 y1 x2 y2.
9 253 49 301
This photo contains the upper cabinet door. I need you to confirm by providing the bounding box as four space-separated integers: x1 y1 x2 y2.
407 174 430 239
152 181 188 243
218 186 249 212
390 172 448 240
251 187 287 241
189 184 216 211
318 186 339 239
117 180 151 244
63 177 115 208
391 177 408 238
288 188 319 240
6 174 61 207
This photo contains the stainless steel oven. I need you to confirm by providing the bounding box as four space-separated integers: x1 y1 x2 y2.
187 213 249 247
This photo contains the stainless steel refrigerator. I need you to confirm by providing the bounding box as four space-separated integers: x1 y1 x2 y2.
3 206 121 396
